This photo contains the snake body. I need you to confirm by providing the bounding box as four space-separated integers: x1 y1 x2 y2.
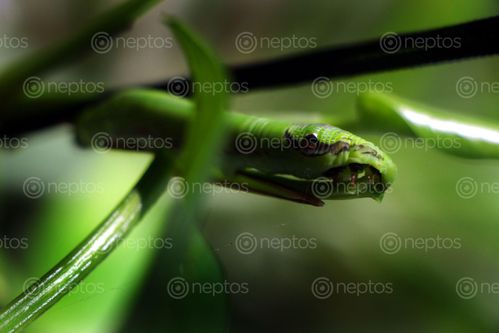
77 89 397 204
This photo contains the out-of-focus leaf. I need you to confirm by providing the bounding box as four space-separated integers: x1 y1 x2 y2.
0 0 162 100
119 17 230 333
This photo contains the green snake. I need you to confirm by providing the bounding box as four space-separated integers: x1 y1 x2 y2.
76 89 397 206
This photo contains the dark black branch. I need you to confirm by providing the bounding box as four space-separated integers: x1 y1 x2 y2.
155 14 499 95
3 14 499 136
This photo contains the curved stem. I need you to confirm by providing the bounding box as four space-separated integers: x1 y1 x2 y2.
0 153 172 333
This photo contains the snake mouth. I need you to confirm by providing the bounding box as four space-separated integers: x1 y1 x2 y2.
322 163 389 199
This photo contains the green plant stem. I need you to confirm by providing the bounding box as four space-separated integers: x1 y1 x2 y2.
0 153 172 333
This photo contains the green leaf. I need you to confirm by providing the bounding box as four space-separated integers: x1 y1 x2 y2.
117 17 231 333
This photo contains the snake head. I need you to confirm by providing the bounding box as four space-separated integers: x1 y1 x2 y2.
284 124 397 201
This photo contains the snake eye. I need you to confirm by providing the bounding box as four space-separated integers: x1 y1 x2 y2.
300 133 321 155
305 133 318 144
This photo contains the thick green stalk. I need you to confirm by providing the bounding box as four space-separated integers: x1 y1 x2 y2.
0 153 172 333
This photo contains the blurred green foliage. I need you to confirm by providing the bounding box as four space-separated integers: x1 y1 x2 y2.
1 0 499 332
